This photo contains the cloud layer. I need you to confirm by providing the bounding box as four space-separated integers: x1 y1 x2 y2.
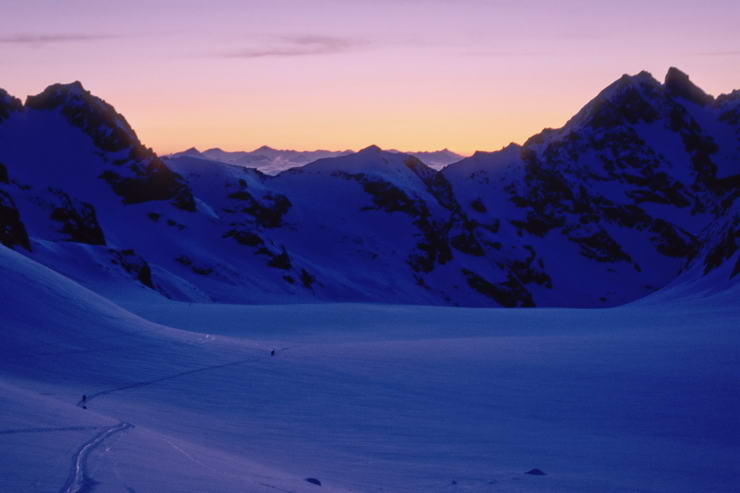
0 34 114 46
225 35 362 58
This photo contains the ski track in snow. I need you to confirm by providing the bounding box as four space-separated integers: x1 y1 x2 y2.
59 421 134 493
85 357 257 404
0 426 102 435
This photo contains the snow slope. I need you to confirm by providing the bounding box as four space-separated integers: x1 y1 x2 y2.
1 244 738 492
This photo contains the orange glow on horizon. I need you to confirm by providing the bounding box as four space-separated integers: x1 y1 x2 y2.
2 1 737 156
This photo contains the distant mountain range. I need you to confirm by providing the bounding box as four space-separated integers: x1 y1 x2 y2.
0 67 737 306
165 146 464 174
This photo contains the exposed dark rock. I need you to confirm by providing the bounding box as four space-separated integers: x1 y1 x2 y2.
175 255 214 275
111 249 153 289
649 220 698 258
568 230 633 264
408 219 453 272
175 255 192 266
0 162 8 184
0 89 22 122
165 219 185 230
305 478 322 486
300 268 316 288
507 246 552 288
192 264 213 275
665 67 713 107
48 189 105 245
25 82 141 153
0 190 31 251
703 227 739 276
223 229 264 247
581 74 661 129
267 248 292 270
510 215 564 238
462 269 534 307
525 468 546 476
363 179 417 214
24 82 195 209
171 187 197 212
470 198 487 213
250 194 291 228
450 226 484 256
227 190 252 201
228 189 291 228
99 168 194 210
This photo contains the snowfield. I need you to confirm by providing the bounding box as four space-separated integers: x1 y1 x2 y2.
1 245 738 492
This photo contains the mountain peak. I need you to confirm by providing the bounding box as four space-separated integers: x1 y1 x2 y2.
611 70 661 95
359 144 382 153
169 147 203 158
254 145 277 152
0 88 23 120
557 70 663 131
24 81 143 155
63 80 86 94
26 81 89 106
470 143 520 159
664 67 713 106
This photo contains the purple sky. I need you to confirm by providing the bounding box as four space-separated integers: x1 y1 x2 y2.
1 0 738 154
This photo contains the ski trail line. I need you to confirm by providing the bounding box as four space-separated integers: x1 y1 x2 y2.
0 426 101 435
85 358 259 403
59 421 134 493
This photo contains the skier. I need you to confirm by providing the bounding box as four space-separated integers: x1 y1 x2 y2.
81 394 88 409
271 349 276 357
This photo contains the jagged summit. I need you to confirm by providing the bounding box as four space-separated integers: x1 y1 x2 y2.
472 142 521 157
0 81 195 211
24 80 143 154
610 70 662 96
174 147 203 157
359 144 382 153
558 70 664 130
536 67 719 138
665 66 714 106
26 80 91 107
254 145 277 152
0 88 22 120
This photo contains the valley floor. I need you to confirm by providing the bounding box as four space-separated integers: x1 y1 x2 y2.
1 248 738 492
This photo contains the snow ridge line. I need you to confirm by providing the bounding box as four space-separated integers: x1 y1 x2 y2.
59 421 134 493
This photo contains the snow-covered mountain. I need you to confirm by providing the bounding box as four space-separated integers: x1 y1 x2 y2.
442 67 739 305
167 146 354 175
166 146 463 174
1 67 737 307
391 148 464 169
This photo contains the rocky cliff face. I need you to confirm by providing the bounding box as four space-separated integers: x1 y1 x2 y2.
443 68 739 305
0 69 737 306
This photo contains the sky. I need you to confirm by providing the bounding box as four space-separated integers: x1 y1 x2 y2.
1 0 738 155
